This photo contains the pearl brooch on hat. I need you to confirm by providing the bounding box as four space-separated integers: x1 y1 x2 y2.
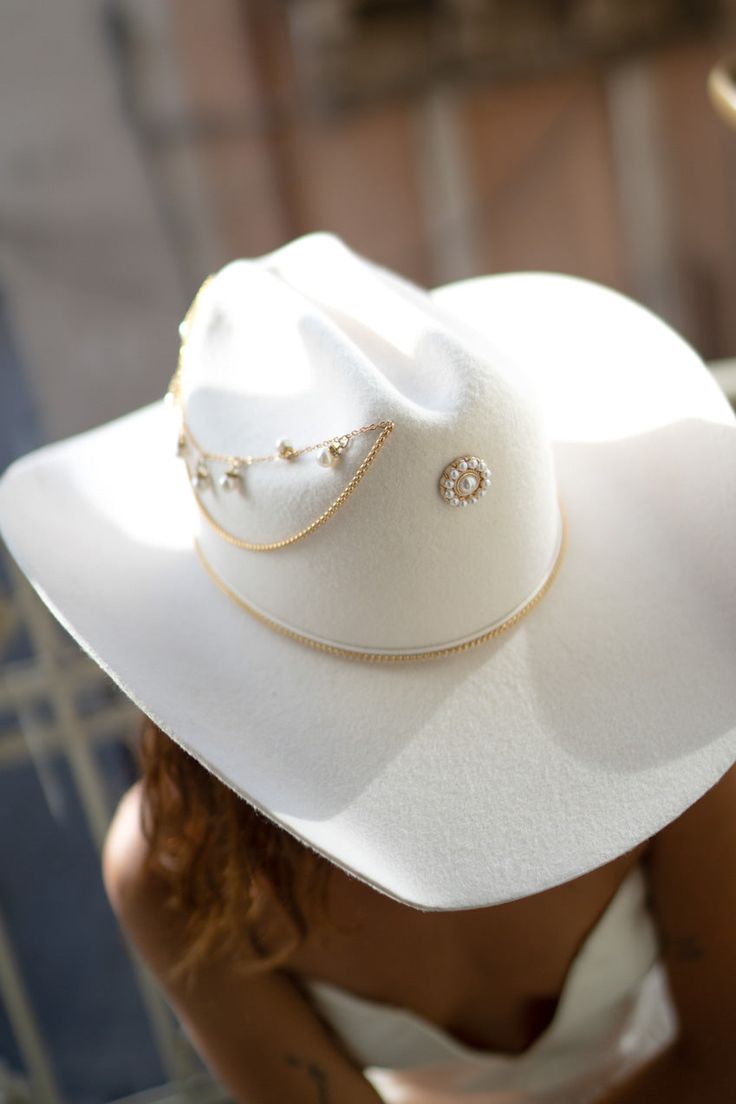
439 456 491 507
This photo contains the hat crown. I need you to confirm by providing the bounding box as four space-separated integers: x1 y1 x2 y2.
177 234 562 655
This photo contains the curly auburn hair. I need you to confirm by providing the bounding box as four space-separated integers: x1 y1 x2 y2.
138 718 334 980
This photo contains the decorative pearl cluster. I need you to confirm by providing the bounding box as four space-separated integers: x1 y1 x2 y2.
439 455 491 507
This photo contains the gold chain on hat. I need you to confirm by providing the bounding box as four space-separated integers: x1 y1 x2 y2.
167 275 394 552
193 500 568 662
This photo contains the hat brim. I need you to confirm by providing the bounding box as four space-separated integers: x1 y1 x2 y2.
1 273 735 909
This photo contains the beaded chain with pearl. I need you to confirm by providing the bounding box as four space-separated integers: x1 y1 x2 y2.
439 456 491 507
172 407 387 498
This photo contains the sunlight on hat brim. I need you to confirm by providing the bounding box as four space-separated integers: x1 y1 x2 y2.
434 272 728 442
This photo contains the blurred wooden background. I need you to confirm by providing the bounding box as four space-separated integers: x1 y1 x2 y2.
153 0 736 359
3 0 736 448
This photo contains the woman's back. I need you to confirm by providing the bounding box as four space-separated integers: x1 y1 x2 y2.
280 841 652 1058
283 846 678 1102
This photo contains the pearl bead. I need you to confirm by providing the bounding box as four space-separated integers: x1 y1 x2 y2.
458 460 468 471
450 469 459 479
317 447 336 467
458 473 478 495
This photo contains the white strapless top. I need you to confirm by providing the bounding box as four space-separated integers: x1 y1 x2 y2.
304 866 677 1103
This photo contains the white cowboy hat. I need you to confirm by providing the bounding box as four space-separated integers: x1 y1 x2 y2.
1 233 735 910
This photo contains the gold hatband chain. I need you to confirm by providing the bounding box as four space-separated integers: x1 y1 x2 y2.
194 504 567 662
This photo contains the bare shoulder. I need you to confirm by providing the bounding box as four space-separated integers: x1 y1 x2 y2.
643 761 736 1069
101 781 381 1103
102 780 159 917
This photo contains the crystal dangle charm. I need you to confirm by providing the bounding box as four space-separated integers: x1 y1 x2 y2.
277 438 296 460
191 459 210 489
317 435 350 468
218 463 242 492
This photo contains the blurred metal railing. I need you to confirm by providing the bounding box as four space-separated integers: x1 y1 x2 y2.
0 548 229 1103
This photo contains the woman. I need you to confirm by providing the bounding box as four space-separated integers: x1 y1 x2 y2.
101 723 736 1103
1 234 735 1102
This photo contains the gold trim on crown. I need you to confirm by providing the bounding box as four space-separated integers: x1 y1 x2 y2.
194 502 567 661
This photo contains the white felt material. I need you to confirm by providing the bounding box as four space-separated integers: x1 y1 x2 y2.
0 235 735 909
183 240 560 651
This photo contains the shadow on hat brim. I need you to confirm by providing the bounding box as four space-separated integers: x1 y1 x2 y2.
0 273 734 909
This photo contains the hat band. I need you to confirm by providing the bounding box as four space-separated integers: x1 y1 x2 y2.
194 505 567 662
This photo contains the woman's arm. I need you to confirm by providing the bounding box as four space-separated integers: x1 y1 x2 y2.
102 783 383 1104
594 761 736 1102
